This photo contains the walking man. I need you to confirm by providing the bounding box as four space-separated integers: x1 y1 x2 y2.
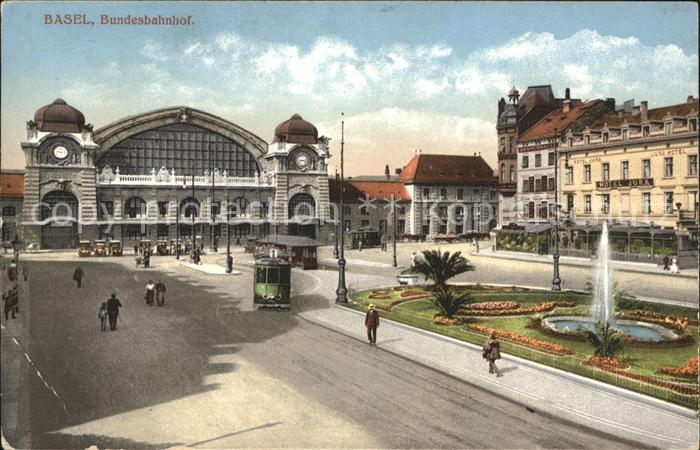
411 251 418 268
3 287 18 320
106 293 122 331
483 331 501 375
364 303 380 345
155 280 166 306
144 250 151 268
662 255 670 271
380 233 387 251
73 266 85 288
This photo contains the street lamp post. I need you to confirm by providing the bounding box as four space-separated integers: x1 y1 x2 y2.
475 206 480 253
336 114 348 304
552 128 562 291
210 167 216 253
333 218 339 259
226 193 233 273
191 170 196 253
392 195 397 267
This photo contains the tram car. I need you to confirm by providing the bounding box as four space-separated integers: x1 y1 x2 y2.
110 240 123 256
346 228 381 249
78 240 93 257
156 240 169 256
94 240 107 256
253 257 291 309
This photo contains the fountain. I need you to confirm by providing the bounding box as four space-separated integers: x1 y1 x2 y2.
543 223 678 342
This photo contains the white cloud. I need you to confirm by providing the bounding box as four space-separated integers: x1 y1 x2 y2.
141 40 168 62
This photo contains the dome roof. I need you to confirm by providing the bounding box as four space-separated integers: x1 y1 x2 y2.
33 99 85 133
273 114 318 144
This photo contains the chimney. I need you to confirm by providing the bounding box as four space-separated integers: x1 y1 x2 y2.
384 164 390 180
395 168 402 175
563 88 571 113
688 95 696 103
641 101 648 122
565 88 570 100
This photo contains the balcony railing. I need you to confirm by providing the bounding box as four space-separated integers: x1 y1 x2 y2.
97 168 275 187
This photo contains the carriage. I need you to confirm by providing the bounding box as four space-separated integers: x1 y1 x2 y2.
78 240 92 257
94 240 107 256
109 240 123 256
156 240 169 256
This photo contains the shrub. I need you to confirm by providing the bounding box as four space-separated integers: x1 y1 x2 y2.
585 323 623 358
429 287 471 319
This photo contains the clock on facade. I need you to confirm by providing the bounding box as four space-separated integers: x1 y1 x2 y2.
53 145 69 160
295 152 310 170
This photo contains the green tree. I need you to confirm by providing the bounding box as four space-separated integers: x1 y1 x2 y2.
585 322 624 358
412 250 474 289
430 286 471 318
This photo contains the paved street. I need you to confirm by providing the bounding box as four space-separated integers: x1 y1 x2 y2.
1 255 637 449
317 242 699 304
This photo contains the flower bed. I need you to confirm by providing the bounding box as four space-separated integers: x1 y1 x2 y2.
630 310 699 326
463 301 520 310
591 363 699 396
368 290 393 300
465 324 576 356
399 289 431 300
584 356 630 370
458 301 577 317
617 311 697 331
658 356 700 379
433 315 461 326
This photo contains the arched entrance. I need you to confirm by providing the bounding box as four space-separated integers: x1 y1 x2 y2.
40 191 79 249
288 194 316 239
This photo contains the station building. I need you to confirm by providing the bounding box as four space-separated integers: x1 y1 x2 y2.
9 99 331 250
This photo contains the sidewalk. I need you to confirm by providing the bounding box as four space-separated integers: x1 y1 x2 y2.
299 305 699 449
179 261 241 275
474 247 698 279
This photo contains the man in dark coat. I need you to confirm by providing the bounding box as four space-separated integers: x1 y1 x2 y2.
364 304 380 345
483 332 501 375
144 250 151 268
73 266 85 288
662 255 670 271
3 287 18 320
106 293 122 331
155 280 166 306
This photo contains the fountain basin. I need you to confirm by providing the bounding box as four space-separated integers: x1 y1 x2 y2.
542 316 679 342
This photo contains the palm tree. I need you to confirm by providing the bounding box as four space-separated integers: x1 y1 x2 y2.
585 322 623 358
411 250 474 289
430 286 471 319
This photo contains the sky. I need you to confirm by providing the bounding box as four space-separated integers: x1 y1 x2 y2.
1 1 698 176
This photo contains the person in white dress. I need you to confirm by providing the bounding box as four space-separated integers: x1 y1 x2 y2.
669 257 679 274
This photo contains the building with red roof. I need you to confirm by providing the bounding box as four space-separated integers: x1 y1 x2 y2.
514 91 615 224
329 153 498 238
558 96 699 249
